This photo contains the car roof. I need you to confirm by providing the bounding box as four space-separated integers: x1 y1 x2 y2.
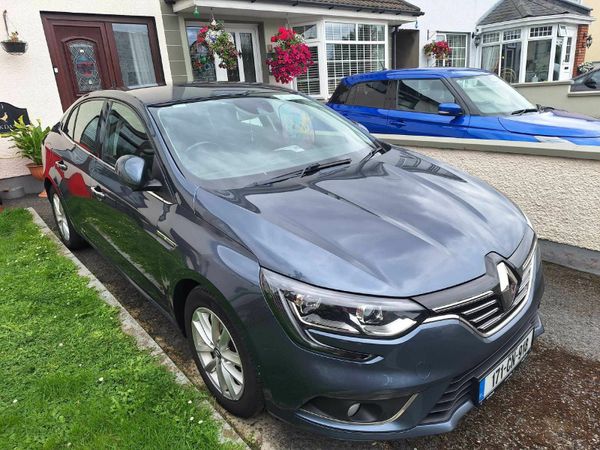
81 82 295 107
341 68 491 85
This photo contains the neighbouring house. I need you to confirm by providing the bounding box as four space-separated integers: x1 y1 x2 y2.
583 0 600 63
394 0 594 83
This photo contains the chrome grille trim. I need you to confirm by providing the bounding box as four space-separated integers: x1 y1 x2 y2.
425 244 537 337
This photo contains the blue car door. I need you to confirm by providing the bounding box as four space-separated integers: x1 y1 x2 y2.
386 78 470 137
328 80 392 133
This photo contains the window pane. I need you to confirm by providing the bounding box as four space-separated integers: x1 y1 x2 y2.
296 46 321 96
500 42 521 83
552 39 563 81
112 23 157 88
482 45 501 74
239 32 257 83
396 79 456 113
68 40 102 93
503 29 521 41
482 32 499 44
525 39 552 82
529 26 552 38
348 81 389 108
445 33 468 67
64 107 79 138
325 22 356 41
103 102 151 166
187 26 217 82
455 74 534 115
293 24 317 40
73 100 104 155
326 42 385 95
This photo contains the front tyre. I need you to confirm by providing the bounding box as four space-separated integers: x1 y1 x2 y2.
48 186 87 249
184 288 264 417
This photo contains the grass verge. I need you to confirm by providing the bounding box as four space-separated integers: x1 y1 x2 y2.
0 208 238 449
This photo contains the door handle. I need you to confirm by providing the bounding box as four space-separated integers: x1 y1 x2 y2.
389 119 406 127
91 186 105 200
55 160 68 171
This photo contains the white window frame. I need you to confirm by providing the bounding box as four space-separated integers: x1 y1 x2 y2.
435 32 469 67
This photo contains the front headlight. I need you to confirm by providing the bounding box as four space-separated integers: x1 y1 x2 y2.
260 269 426 342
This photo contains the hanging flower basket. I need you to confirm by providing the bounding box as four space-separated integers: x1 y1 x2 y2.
266 27 313 84
1 32 27 55
423 41 451 60
196 20 239 71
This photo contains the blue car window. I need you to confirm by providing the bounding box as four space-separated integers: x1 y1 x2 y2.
396 79 456 113
347 81 390 108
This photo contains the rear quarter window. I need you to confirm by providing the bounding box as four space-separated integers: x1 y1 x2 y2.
347 81 390 108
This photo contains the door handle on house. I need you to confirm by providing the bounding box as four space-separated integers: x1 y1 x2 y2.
91 186 105 200
55 160 68 171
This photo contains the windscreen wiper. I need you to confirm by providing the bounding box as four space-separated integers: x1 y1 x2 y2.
360 140 391 163
250 158 351 187
511 107 539 115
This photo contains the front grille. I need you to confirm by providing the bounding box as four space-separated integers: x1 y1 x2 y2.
421 314 538 425
435 248 535 335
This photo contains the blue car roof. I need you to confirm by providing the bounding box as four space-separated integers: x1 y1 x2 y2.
341 68 490 85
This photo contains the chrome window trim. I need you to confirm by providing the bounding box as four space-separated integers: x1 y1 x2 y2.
424 251 536 338
300 393 418 426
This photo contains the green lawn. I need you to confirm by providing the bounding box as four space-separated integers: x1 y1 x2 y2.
0 209 238 449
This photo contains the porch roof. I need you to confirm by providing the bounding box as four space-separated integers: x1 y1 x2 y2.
478 0 592 26
171 0 422 21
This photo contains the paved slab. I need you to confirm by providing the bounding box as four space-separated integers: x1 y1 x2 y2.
6 195 600 449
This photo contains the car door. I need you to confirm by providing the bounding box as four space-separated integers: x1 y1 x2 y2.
86 100 177 306
328 80 392 133
387 78 470 137
54 99 108 239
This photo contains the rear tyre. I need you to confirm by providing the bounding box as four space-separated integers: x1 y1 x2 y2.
48 186 87 249
184 288 264 418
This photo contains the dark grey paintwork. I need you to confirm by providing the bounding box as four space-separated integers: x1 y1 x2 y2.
43 84 544 440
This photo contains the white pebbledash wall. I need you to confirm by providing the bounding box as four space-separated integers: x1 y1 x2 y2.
0 0 172 175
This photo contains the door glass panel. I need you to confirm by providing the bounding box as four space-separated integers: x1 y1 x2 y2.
72 100 104 155
348 81 389 108
112 23 157 88
68 40 102 93
103 102 151 167
226 33 240 82
187 26 217 82
552 38 563 81
525 40 552 82
500 42 521 83
239 32 257 83
396 79 456 113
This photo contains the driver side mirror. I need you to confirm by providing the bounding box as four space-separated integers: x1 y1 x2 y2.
115 155 162 192
438 103 463 116
584 78 598 89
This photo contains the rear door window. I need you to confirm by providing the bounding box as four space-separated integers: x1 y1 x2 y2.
72 100 105 155
396 79 456 113
347 81 390 108
63 107 79 138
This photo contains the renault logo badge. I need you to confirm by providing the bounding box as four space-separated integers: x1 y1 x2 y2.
497 262 518 311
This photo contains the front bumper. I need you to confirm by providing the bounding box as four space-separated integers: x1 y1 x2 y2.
247 253 545 441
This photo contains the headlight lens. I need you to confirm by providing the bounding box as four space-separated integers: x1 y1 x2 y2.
260 269 425 339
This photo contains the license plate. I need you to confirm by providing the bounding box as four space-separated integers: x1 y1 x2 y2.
478 329 534 403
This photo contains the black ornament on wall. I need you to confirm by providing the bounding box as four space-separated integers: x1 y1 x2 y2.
0 102 30 133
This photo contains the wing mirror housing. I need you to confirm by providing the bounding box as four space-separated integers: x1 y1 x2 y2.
115 155 162 192
438 103 463 116
584 78 597 89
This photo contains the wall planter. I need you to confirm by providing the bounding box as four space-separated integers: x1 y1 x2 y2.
1 39 27 55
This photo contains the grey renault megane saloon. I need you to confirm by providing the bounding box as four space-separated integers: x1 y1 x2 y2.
43 83 544 440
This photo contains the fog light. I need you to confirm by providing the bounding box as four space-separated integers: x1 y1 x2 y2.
347 402 361 417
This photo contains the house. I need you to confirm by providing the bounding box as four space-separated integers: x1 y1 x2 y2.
583 0 600 63
395 0 594 83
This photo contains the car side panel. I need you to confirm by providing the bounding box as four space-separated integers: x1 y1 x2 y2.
465 116 540 141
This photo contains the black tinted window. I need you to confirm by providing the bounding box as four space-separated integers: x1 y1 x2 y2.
348 81 389 108
329 82 351 104
103 102 152 167
63 107 78 138
396 79 456 113
73 100 104 154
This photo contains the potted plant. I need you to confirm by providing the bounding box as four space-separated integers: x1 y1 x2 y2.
266 27 313 84
196 20 239 70
1 31 28 55
4 116 50 182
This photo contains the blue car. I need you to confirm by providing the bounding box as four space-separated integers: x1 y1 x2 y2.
328 68 600 146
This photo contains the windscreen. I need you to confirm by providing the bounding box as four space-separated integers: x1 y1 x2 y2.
153 93 374 188
455 74 535 115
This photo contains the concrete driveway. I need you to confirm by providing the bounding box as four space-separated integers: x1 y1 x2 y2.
8 195 600 449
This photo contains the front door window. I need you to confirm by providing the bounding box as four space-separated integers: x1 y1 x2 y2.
67 40 102 93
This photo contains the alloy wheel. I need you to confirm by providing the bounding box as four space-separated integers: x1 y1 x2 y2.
52 194 70 242
191 307 244 400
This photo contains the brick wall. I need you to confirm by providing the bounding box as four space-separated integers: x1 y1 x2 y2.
573 24 589 77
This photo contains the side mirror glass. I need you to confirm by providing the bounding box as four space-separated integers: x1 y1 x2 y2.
115 155 162 191
438 102 463 116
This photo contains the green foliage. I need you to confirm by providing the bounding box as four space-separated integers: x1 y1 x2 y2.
0 209 240 450
3 116 50 165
